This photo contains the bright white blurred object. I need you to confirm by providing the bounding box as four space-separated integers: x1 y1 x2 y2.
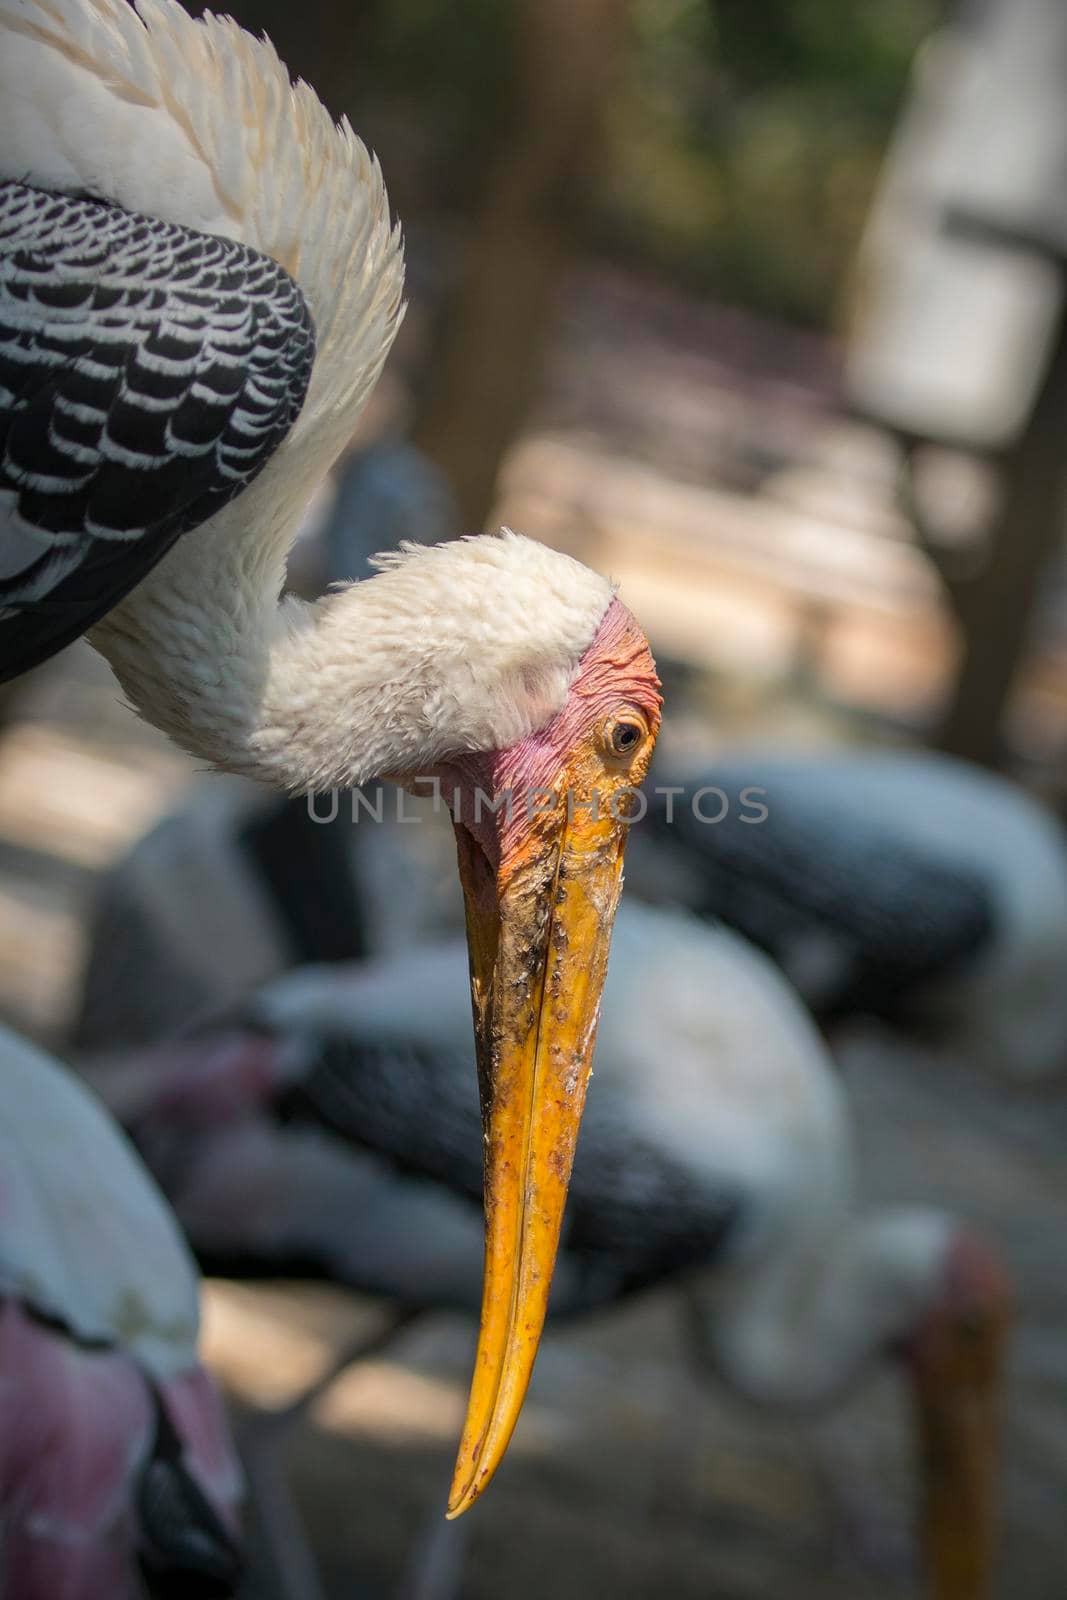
847 0 1067 449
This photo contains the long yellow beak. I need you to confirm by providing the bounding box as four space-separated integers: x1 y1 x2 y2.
447 793 630 1516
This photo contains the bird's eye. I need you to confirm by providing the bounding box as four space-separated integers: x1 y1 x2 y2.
607 714 646 757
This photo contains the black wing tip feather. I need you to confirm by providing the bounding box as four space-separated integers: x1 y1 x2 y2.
137 1389 244 1600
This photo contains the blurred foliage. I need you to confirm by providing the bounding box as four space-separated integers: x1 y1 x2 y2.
350 0 941 328
203 0 941 329
603 0 944 325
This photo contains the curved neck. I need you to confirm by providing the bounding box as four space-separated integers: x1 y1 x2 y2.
89 497 615 794
89 447 329 785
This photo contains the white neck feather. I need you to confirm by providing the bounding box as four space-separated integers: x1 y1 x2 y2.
93 527 615 790
696 1208 954 1407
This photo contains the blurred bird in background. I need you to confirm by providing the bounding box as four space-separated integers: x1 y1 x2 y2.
635 749 1067 1081
0 1025 243 1600
76 737 1067 1086
77 904 1009 1600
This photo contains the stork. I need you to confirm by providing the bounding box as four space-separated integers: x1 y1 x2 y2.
72 773 464 1052
0 0 661 1510
636 748 1067 1081
0 1023 243 1599
81 904 1009 1600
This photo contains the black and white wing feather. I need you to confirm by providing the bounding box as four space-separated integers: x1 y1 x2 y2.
0 181 315 681
646 760 996 1018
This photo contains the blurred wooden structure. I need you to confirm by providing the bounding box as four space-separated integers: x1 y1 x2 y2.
847 0 1067 768
414 0 629 531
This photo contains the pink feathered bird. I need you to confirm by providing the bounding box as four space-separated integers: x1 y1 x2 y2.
0 1025 243 1599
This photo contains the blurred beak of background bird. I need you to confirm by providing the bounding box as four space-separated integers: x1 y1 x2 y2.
910 1232 1011 1600
444 663 660 1516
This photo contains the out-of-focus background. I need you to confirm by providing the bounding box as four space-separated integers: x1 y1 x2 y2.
5 1 1067 1596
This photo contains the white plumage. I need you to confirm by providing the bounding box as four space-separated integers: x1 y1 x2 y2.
0 1023 199 1373
1 0 400 373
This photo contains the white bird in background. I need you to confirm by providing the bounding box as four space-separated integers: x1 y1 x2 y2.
73 775 464 1051
80 905 1010 1600
75 743 1067 1086
637 749 1067 1081
0 1024 243 1599
0 0 663 1511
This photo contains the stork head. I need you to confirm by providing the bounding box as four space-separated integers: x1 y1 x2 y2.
906 1226 1011 1600
292 530 660 1512
430 591 660 1514
685 1202 1008 1600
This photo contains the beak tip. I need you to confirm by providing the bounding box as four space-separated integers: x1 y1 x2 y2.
445 1474 478 1520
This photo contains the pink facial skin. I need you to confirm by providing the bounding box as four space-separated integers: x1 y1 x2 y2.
437 598 662 869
